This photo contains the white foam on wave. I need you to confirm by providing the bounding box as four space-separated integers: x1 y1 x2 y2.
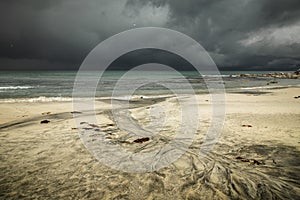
0 86 35 90
0 94 177 103
202 75 230 78
0 96 73 103
111 94 175 101
241 85 300 90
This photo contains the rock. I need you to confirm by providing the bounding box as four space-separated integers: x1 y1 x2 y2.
292 74 299 79
240 74 251 77
269 80 278 84
40 120 50 124
234 70 300 79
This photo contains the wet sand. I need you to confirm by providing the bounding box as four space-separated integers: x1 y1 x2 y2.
0 87 300 199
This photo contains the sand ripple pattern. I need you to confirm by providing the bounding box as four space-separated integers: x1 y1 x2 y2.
0 100 299 199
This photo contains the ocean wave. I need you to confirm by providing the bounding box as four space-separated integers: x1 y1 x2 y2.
0 86 35 90
111 94 176 101
202 75 230 78
0 96 73 103
0 94 177 103
241 85 300 90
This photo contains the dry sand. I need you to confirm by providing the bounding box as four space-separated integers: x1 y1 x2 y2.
0 87 299 199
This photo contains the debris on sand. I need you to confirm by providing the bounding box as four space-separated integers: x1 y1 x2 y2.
242 124 252 127
71 111 82 114
252 159 263 165
235 156 264 165
40 120 50 124
133 137 150 143
294 96 300 99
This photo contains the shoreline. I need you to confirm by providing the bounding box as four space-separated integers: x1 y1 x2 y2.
0 85 299 102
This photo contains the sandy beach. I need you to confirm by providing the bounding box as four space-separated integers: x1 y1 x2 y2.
0 87 300 199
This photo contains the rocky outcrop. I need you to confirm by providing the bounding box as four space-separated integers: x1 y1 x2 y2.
233 69 300 79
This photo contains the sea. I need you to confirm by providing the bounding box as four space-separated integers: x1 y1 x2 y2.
0 70 299 102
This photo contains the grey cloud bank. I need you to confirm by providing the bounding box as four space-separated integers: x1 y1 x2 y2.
0 0 300 70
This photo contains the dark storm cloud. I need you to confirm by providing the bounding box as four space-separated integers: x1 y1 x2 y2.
0 0 300 70
0 0 136 70
108 49 195 71
126 0 300 70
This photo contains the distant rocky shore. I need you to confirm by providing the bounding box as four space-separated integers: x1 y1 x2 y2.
231 68 300 79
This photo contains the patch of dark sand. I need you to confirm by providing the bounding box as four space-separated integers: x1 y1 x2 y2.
177 143 300 199
229 91 272 95
70 111 82 114
234 144 300 167
0 112 74 130
98 96 169 108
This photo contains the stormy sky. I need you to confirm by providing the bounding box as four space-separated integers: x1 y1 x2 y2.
1 0 300 71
